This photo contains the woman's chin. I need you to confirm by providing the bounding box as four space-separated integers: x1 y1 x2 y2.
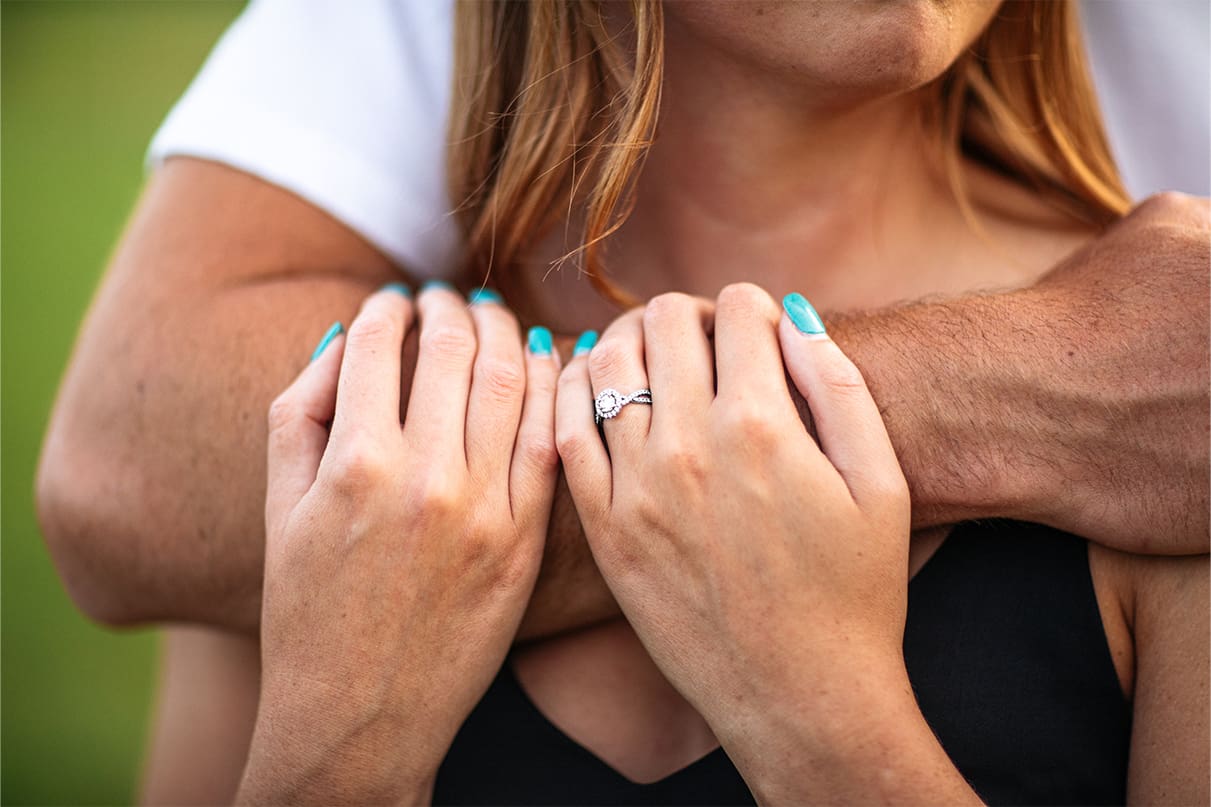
664 0 999 98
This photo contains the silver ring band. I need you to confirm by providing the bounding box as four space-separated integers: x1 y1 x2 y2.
595 388 653 425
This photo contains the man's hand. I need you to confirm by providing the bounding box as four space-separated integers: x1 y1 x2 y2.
1031 192 1209 550
834 192 1209 553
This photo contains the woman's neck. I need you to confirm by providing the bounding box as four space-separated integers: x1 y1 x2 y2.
516 24 1093 329
623 104 949 299
608 21 983 308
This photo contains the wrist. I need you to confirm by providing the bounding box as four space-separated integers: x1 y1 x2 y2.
239 690 438 806
717 659 972 804
831 292 1062 529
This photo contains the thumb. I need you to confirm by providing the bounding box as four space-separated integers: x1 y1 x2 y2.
265 322 345 536
778 293 905 508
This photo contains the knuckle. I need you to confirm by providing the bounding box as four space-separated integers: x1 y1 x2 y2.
655 437 708 481
475 357 525 401
555 426 592 463
407 472 464 519
870 471 912 521
518 431 559 475
883 472 912 508
643 292 696 328
526 360 559 396
556 363 585 396
420 323 477 364
346 309 399 347
856 461 909 500
1139 191 1209 229
817 357 869 396
719 403 780 449
266 393 300 434
1143 190 1187 215
587 339 632 379
327 438 391 494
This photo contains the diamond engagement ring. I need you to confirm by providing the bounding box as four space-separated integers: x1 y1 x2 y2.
594 388 653 425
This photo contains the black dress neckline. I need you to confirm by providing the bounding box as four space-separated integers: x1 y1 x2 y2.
435 520 1132 805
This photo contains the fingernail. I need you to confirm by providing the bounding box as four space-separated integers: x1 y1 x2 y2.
421 280 454 293
783 293 826 336
527 326 553 356
310 321 344 362
381 282 411 297
573 330 598 356
468 287 503 305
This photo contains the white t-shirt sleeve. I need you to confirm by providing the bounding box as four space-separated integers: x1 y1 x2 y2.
147 0 461 278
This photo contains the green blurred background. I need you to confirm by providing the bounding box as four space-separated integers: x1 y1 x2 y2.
2 3 242 803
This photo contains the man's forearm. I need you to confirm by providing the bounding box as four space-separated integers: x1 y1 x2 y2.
836 195 1209 554
38 278 383 630
37 161 406 631
832 294 1063 532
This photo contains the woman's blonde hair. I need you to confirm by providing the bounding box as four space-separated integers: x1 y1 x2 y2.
447 0 1130 306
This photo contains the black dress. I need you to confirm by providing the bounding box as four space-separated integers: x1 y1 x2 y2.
434 520 1131 805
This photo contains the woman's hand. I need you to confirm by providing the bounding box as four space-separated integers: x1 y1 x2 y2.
555 284 977 804
237 284 560 806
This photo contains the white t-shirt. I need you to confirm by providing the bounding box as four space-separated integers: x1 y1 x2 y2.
148 0 1210 277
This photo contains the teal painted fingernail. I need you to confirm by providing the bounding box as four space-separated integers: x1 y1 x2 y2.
381 282 411 297
468 287 503 305
527 326 553 356
421 280 453 293
573 330 598 356
783 293 826 336
310 321 344 361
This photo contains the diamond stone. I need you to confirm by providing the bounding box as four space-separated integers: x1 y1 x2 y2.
595 388 624 420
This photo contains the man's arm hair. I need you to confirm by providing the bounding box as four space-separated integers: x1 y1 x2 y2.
37 164 1208 635
835 192 1209 554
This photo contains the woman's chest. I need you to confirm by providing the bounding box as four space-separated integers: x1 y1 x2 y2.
439 523 1133 805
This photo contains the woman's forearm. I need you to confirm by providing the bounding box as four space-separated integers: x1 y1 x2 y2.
720 662 981 805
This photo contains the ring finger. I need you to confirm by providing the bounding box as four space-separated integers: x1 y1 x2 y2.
587 308 651 461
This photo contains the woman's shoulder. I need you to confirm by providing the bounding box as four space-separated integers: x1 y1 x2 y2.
1102 546 1209 636
1088 542 1209 699
1089 544 1209 629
